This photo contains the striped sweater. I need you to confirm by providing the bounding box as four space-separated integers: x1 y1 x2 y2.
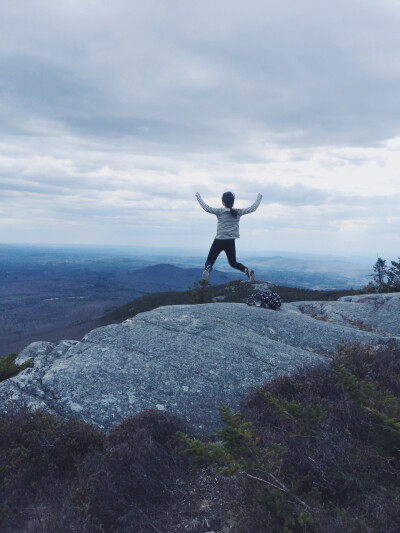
196 192 262 239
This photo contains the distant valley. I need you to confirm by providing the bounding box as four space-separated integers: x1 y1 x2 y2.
0 246 241 354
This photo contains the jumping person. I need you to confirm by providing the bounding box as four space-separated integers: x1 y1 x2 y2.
195 191 263 281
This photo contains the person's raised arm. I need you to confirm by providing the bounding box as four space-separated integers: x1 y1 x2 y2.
195 192 219 214
240 193 263 215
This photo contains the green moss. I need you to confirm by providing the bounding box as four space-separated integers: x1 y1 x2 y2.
0 352 33 382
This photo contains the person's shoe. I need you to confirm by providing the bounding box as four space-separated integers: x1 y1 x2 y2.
246 268 255 282
202 265 212 280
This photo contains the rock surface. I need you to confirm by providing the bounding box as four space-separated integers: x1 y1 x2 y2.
1 295 399 433
292 292 400 336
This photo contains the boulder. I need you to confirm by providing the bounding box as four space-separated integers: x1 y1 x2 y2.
292 292 400 336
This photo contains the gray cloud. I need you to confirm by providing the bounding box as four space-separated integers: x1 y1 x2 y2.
1 1 400 255
1 1 400 151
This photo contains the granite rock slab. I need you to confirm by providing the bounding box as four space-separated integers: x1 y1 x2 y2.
291 292 400 336
1 299 398 434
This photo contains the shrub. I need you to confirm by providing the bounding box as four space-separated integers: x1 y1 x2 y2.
0 408 104 532
185 279 212 304
0 408 188 533
178 345 400 532
176 404 319 532
0 352 33 382
80 410 186 529
332 360 400 466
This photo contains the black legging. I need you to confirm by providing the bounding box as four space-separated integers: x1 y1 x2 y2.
205 238 247 273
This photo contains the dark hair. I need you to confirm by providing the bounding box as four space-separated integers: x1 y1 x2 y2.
222 191 237 218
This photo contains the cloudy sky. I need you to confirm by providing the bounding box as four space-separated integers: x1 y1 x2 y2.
1 0 399 258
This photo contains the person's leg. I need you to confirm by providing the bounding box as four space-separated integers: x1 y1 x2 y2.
205 239 224 268
223 240 255 281
223 240 247 272
203 239 224 279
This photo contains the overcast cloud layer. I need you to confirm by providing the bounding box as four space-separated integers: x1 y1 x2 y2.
1 0 399 257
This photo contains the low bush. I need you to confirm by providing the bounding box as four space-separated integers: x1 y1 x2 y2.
178 344 400 532
0 409 187 532
0 352 33 382
186 279 212 304
78 410 186 531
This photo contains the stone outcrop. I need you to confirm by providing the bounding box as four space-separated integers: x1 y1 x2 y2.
292 292 400 336
1 294 399 434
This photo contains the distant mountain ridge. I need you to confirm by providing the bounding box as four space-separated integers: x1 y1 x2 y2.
125 263 242 290
214 255 370 289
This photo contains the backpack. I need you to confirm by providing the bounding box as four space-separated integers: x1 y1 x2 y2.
246 290 282 310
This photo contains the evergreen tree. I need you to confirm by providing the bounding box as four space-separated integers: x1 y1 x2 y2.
387 258 400 291
371 257 388 293
185 279 212 304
